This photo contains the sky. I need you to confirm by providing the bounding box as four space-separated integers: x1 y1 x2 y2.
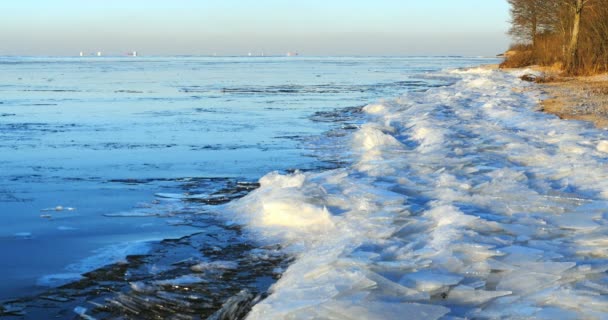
1 0 511 56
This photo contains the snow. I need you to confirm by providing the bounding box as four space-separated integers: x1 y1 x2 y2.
222 68 608 319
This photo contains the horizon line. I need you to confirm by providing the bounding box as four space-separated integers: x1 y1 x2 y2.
0 54 503 58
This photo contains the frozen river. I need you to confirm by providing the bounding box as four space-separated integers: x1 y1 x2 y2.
9 56 605 319
0 56 492 315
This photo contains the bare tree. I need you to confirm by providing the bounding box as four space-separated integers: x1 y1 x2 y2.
504 0 608 74
565 0 587 72
508 0 555 45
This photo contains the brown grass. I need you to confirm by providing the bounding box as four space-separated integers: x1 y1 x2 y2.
500 50 534 69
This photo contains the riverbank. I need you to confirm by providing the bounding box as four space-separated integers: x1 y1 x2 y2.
502 65 608 128
540 73 608 128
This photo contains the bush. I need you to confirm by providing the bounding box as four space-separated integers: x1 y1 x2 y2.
500 50 535 69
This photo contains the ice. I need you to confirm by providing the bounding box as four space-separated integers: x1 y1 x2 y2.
73 306 97 320
548 212 600 230
540 288 608 315
260 171 307 189
223 67 608 318
446 285 511 305
61 241 152 274
191 260 239 272
510 261 576 275
498 245 545 263
496 271 561 295
35 241 153 288
362 103 390 115
37 273 84 287
597 140 608 153
129 281 157 293
533 307 581 320
320 300 450 320
155 275 205 286
400 271 463 293
352 124 401 152
225 171 336 244
261 201 333 228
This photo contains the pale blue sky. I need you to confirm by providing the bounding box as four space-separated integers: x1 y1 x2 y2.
1 0 511 56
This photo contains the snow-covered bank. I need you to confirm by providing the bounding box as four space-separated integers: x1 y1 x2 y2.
225 67 608 319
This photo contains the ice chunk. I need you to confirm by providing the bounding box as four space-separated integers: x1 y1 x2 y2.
446 285 511 305
365 271 430 301
498 245 544 264
191 260 239 272
363 103 389 115
533 307 580 320
549 212 600 231
250 284 341 317
227 171 336 242
425 205 478 228
597 140 608 153
261 201 334 228
542 288 608 314
352 125 402 151
320 300 450 320
400 271 463 293
129 281 157 293
155 275 205 286
487 259 517 271
474 297 541 319
73 306 97 320
510 261 576 275
73 306 87 315
259 171 306 189
496 271 560 295
412 124 444 149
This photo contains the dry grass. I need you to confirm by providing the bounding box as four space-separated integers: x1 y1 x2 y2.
500 50 535 69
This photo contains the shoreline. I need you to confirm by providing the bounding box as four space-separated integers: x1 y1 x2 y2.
539 73 608 128
499 64 608 128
